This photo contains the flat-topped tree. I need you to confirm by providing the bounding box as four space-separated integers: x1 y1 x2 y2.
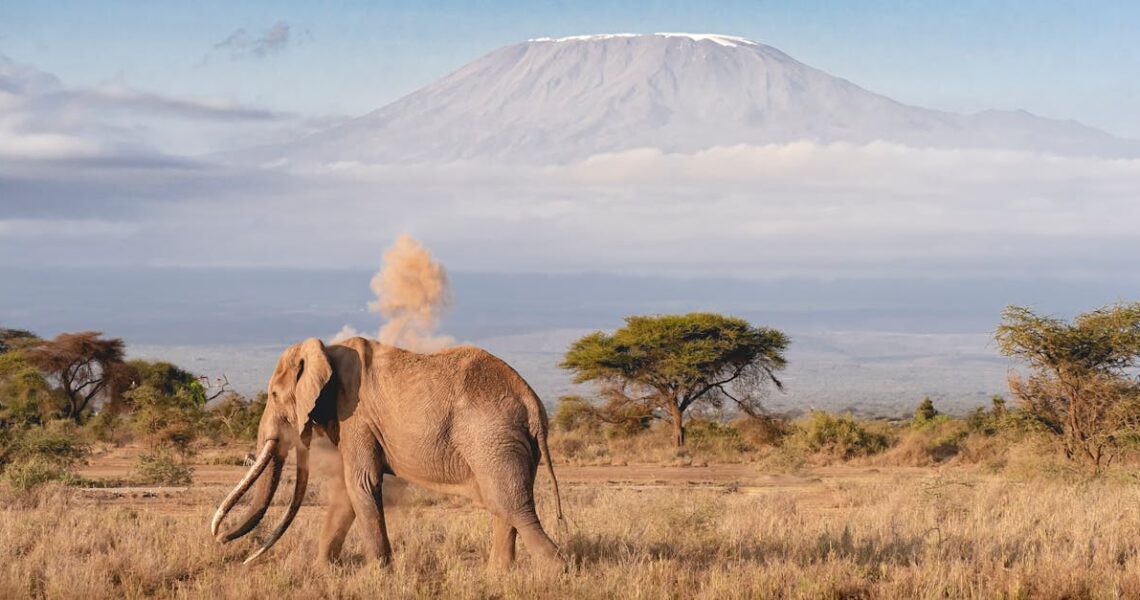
561 313 789 447
29 331 127 424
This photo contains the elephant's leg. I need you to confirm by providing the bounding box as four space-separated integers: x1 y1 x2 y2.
505 505 562 569
473 450 563 569
490 516 517 569
341 442 392 564
318 474 356 564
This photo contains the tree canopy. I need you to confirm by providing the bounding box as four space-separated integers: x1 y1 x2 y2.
561 313 789 447
995 303 1140 468
28 331 127 424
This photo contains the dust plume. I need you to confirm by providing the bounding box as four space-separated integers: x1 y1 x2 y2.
369 235 453 352
329 235 453 351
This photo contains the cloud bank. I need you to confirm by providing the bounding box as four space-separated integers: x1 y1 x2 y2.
0 53 332 160
4 140 1139 284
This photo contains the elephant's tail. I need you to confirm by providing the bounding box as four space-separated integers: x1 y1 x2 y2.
520 384 564 523
537 417 565 523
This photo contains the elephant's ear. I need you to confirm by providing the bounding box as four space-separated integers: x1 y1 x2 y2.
292 338 332 440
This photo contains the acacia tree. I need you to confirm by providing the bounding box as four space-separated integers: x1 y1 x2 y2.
29 331 127 424
561 313 790 447
995 303 1140 469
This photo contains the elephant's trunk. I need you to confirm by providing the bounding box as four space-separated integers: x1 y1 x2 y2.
241 443 310 564
213 438 285 543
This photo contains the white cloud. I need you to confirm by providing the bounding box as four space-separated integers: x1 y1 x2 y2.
2 131 1138 281
0 53 327 159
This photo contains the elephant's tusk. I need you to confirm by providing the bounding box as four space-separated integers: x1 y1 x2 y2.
211 439 278 537
243 444 309 565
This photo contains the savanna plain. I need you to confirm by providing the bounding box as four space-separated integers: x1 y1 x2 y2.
4 422 1140 600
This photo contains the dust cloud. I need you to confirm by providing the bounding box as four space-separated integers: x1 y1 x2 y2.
330 235 454 352
369 235 453 352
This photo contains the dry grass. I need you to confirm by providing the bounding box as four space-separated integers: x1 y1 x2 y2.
3 464 1140 599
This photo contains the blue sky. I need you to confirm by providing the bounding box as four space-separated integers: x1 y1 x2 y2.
2 0 1139 137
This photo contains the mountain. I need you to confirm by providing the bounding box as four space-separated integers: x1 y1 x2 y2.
249 33 1140 165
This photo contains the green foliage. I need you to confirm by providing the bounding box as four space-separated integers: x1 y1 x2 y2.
0 349 61 426
11 421 90 465
0 420 89 491
966 396 1015 436
2 455 74 491
208 392 266 441
553 395 600 432
124 360 205 403
125 383 206 455
996 302 1140 468
562 312 790 446
794 411 890 458
914 397 938 424
0 328 39 354
134 451 193 486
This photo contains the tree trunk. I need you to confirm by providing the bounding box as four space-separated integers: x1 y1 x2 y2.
667 402 685 448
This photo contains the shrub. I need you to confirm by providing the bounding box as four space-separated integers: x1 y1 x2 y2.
914 397 938 423
552 395 600 432
86 409 129 444
734 414 790 447
208 392 266 442
126 385 205 456
17 421 89 462
134 451 193 486
2 455 74 491
794 411 890 458
965 395 1017 436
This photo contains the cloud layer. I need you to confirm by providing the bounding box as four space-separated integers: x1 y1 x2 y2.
0 53 332 160
3 140 1139 284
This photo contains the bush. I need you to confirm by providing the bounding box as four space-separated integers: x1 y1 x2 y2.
553 396 600 432
734 415 790 447
126 385 205 456
207 392 266 442
0 420 88 492
793 411 890 458
14 421 90 465
914 397 938 424
2 455 74 491
965 395 1016 436
86 409 130 444
134 451 193 486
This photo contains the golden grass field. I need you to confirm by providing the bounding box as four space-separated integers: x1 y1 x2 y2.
3 445 1140 599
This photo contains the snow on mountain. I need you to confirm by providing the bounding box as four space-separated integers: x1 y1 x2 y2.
250 33 1140 165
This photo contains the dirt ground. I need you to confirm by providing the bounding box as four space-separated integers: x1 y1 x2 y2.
75 444 936 518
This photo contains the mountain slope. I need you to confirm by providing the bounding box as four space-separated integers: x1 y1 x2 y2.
254 33 1139 165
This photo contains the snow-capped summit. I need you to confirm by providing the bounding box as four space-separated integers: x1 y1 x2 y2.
251 33 1138 165
528 33 757 47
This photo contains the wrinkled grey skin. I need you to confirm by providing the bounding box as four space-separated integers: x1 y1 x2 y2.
212 337 564 569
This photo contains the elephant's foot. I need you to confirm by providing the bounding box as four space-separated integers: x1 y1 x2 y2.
490 516 518 569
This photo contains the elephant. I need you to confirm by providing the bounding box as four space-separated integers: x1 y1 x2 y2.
210 336 564 569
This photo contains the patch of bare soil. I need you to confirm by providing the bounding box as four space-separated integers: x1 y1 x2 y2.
74 445 933 518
